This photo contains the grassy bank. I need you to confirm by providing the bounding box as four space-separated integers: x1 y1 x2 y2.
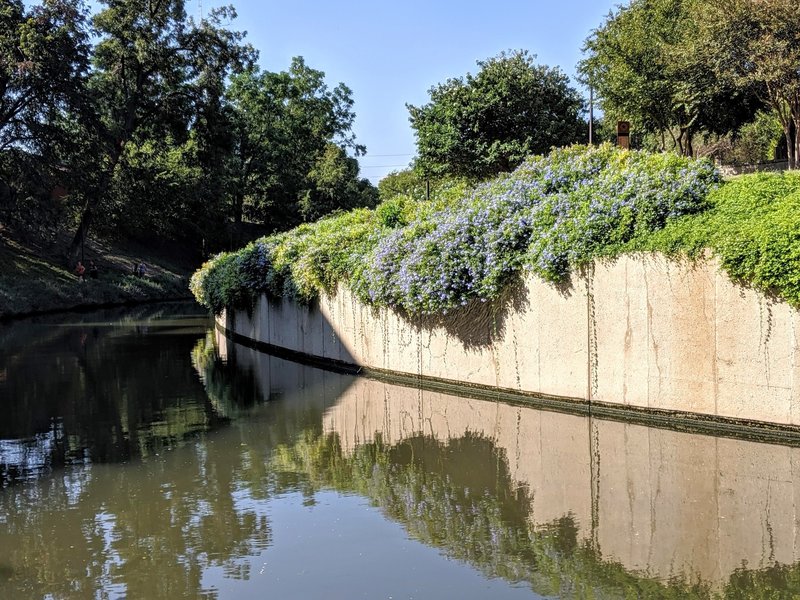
0 230 198 320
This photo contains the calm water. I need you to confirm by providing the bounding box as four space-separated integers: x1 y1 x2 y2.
2 304 800 599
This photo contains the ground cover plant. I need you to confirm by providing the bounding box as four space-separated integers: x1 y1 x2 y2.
641 171 800 305
191 144 800 315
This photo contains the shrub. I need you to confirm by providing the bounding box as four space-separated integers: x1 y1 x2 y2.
354 145 719 313
645 172 800 306
191 145 726 315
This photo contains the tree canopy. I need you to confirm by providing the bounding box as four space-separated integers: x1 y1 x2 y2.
579 0 763 157
408 50 584 179
226 58 374 230
0 0 377 259
693 0 800 168
0 0 89 229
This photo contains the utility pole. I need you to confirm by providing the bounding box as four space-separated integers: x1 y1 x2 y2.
589 85 594 145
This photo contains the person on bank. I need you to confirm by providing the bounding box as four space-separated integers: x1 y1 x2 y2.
89 260 99 279
74 261 86 282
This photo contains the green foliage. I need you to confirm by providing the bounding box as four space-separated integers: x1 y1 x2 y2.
2 0 374 257
190 207 385 312
191 145 726 315
700 110 785 165
357 145 718 313
644 172 800 306
0 0 89 151
227 59 374 231
377 169 426 202
408 50 584 179
579 0 763 156
732 111 784 164
0 0 90 236
300 143 378 222
696 0 800 168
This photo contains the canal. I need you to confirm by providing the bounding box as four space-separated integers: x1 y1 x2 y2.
1 303 799 599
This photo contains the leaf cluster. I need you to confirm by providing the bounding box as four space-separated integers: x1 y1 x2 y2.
642 171 800 306
579 0 764 156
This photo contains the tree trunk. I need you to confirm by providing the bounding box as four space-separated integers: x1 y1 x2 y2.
66 141 126 262
233 191 243 225
792 117 799 170
67 206 91 264
784 127 796 170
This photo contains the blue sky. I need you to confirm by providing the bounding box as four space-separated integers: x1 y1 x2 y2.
197 0 621 182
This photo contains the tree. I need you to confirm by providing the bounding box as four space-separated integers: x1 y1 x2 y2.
0 0 90 232
695 0 800 168
299 142 378 222
0 0 89 153
226 58 371 230
377 168 427 202
407 50 584 179
67 0 254 260
579 0 762 156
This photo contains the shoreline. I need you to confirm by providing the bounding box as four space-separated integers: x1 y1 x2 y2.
0 294 198 323
0 228 202 321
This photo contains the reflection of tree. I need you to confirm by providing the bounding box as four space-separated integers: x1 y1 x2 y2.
271 428 800 599
0 304 224 485
191 332 261 419
0 434 272 599
7 314 800 599
0 322 343 599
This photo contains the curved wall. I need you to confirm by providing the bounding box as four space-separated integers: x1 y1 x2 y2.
218 254 800 429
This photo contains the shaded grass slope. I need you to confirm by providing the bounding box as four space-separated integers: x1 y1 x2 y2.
0 231 196 319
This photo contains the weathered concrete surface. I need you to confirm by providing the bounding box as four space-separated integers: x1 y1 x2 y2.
220 254 800 426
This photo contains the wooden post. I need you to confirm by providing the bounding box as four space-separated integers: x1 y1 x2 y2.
617 121 630 150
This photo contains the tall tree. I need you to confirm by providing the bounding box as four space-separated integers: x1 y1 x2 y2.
67 0 253 259
407 50 584 179
299 142 378 222
579 0 761 156
695 0 800 168
226 58 371 230
0 0 90 230
0 0 89 153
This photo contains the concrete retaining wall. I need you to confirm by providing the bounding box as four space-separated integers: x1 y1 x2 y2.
218 254 800 427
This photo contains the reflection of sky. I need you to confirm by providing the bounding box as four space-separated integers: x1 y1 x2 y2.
0 428 57 482
202 490 543 600
94 511 126 600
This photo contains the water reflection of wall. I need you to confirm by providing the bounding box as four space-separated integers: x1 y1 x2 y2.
214 328 353 414
321 376 800 586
